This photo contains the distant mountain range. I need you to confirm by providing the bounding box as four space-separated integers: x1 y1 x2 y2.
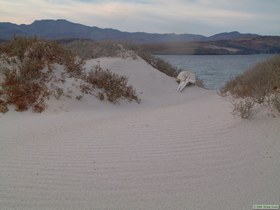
0 19 279 54
0 19 259 42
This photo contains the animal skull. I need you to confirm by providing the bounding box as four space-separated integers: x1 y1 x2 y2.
176 71 196 92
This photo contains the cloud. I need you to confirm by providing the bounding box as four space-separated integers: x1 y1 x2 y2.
0 0 279 35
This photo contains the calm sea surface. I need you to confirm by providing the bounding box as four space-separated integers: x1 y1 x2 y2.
156 54 277 90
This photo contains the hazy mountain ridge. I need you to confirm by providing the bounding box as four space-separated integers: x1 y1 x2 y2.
0 19 258 43
0 19 279 54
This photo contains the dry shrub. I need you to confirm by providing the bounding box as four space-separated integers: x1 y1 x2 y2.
0 37 84 113
1 37 140 112
76 95 83 101
0 36 37 61
87 63 140 104
53 87 64 99
64 40 123 60
28 40 84 77
136 49 179 77
232 98 255 119
271 93 280 112
221 55 280 102
221 55 280 118
20 58 45 81
1 69 49 112
195 77 205 88
0 99 8 113
98 92 105 101
1 37 84 77
32 102 46 113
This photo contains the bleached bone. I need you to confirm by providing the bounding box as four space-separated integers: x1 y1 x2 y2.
176 71 196 92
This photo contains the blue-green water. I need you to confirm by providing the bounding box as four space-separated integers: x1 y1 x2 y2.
156 54 277 90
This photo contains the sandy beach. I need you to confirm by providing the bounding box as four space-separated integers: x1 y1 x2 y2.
1 57 279 210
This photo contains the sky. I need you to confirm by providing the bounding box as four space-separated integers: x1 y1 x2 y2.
0 0 279 36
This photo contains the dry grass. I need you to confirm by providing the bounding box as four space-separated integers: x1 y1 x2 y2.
221 55 280 118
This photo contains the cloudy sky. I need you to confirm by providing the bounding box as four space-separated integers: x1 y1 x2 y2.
0 0 279 36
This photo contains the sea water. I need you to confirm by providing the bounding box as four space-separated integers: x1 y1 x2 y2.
156 54 277 90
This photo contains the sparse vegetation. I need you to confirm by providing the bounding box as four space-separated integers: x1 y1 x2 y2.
0 37 141 113
195 77 205 89
0 99 8 113
1 68 49 112
271 94 280 112
64 40 182 77
126 45 179 78
221 55 280 118
0 37 83 112
86 63 140 104
64 40 137 60
64 40 205 87
232 98 255 119
76 95 83 101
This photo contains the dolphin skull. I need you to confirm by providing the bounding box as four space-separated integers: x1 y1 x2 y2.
176 71 196 92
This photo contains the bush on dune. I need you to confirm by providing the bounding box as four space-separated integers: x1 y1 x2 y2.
1 68 49 112
0 37 140 113
86 63 140 104
220 55 280 118
0 37 85 112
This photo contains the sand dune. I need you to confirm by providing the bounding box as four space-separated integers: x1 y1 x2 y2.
1 57 279 210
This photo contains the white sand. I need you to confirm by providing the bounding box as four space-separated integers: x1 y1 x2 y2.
0 57 279 210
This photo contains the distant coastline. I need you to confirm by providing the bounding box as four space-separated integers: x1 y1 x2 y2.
1 19 279 55
142 38 280 55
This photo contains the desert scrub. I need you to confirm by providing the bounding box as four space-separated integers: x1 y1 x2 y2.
221 55 280 118
0 37 84 112
195 77 205 88
0 36 37 61
232 98 255 119
65 40 179 78
64 40 124 60
0 99 8 113
0 37 84 77
1 68 50 112
86 63 140 104
0 37 141 113
133 48 179 78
